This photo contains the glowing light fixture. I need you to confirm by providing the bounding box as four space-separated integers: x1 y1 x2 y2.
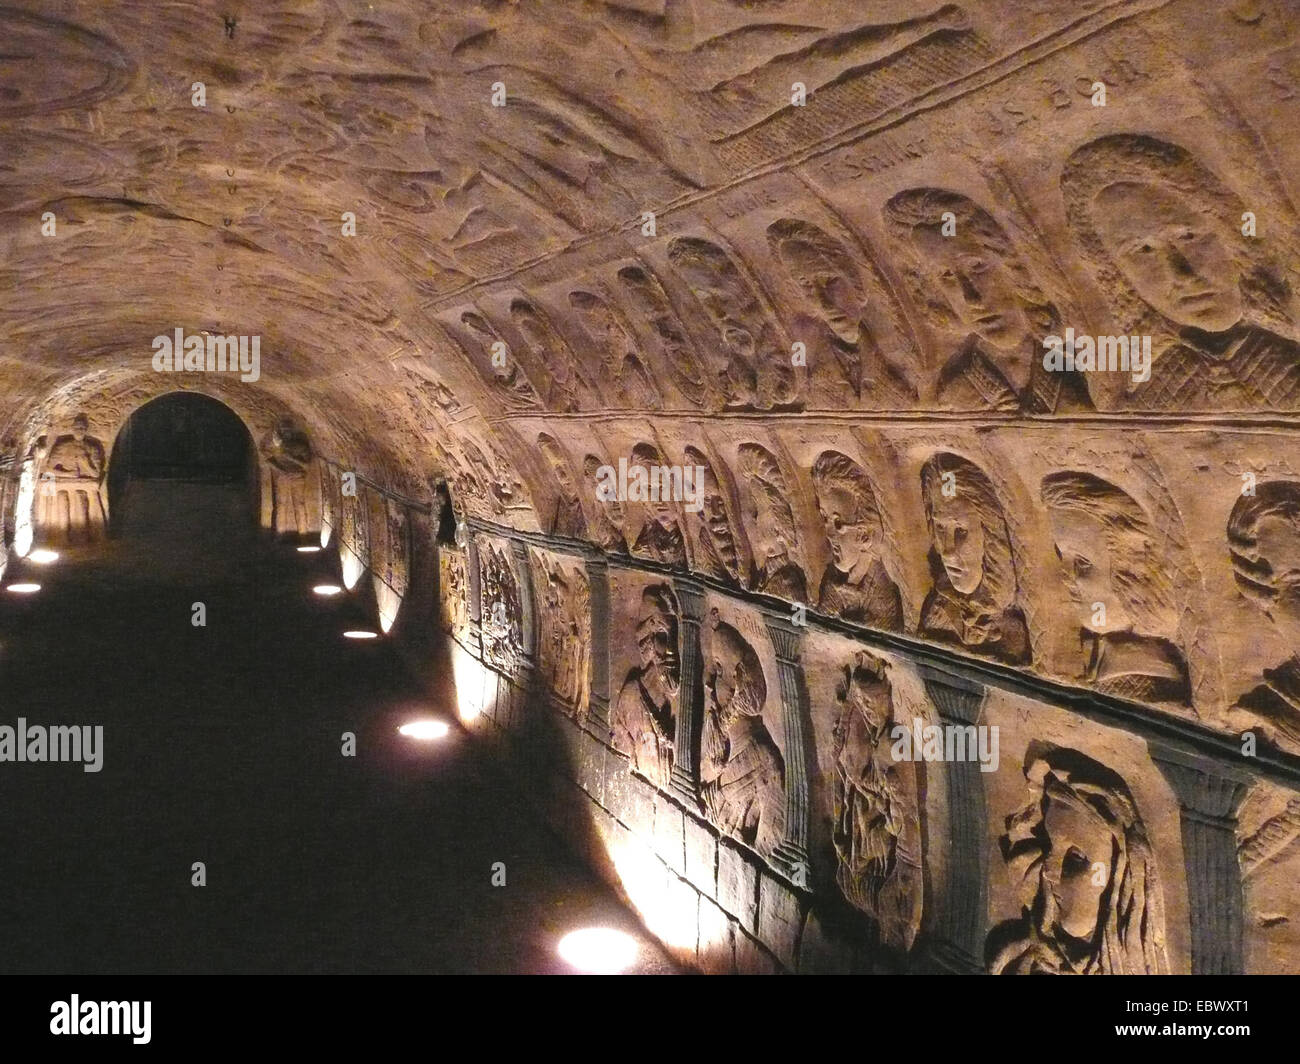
5 583 41 594
398 720 449 740
557 928 638 974
28 549 59 565
343 629 378 639
313 584 344 597
297 545 322 553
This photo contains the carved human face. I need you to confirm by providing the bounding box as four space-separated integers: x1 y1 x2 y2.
1255 513 1300 625
1090 181 1244 333
818 481 875 575
748 487 788 563
1041 795 1114 944
636 606 677 680
701 487 738 568
1049 507 1130 634
909 225 1032 350
777 238 861 345
929 493 984 596
706 639 743 719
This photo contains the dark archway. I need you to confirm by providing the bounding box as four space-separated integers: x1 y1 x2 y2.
107 392 258 550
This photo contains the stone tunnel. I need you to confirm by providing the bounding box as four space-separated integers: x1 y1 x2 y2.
2 0 1299 980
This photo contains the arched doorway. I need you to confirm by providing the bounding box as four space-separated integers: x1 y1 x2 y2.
107 392 258 557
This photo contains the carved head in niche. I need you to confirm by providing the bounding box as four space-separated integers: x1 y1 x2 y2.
584 453 626 528
883 188 1055 352
1228 480 1300 634
1041 472 1174 637
993 746 1167 975
631 442 676 526
1062 134 1298 340
705 610 767 726
767 218 864 346
71 413 90 440
636 584 681 693
461 310 525 390
920 452 1016 606
812 450 884 578
737 443 798 568
538 433 576 494
569 289 629 354
834 650 894 743
667 236 763 402
683 445 738 573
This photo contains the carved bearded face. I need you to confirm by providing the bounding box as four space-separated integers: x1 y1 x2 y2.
929 492 985 596
707 639 743 720
1048 507 1131 634
1040 793 1114 944
909 225 1032 350
1090 181 1244 333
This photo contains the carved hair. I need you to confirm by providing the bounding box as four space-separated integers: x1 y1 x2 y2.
812 450 883 531
1227 479 1300 613
920 452 1018 609
1041 471 1177 637
882 187 1057 337
738 442 798 552
766 218 862 292
997 746 1168 975
1061 133 1299 343
707 610 767 719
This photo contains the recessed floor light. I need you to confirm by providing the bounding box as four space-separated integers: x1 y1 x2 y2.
343 630 378 639
5 583 41 594
398 720 450 740
313 584 344 596
557 928 637 974
297 545 321 553
28 550 59 564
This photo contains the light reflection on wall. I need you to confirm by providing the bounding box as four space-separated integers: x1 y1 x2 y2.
340 545 366 590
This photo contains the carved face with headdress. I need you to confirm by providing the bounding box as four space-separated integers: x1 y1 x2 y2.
636 584 681 692
920 453 1014 604
989 746 1167 975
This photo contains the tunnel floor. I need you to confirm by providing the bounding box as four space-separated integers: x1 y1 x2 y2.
0 482 674 974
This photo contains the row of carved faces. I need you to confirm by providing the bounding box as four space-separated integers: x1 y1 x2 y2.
543 437 1196 692
443 132 1300 414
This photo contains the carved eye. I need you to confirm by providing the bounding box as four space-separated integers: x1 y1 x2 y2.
939 268 957 284
1062 846 1091 878
1074 556 1093 578
954 526 967 547
966 257 989 274
831 516 844 532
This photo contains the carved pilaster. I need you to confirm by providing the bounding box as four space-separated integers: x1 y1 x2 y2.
920 661 988 974
762 613 811 890
583 550 612 736
465 534 483 658
670 579 706 805
1149 742 1250 975
510 539 537 663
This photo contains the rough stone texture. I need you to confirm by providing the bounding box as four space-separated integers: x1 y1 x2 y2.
683 815 719 897
698 896 736 976
7 0 1300 975
716 838 760 934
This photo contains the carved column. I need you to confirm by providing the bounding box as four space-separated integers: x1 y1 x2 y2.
509 538 537 664
1149 742 1250 974
920 661 989 974
582 549 612 738
670 578 706 805
763 612 812 889
465 532 483 658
